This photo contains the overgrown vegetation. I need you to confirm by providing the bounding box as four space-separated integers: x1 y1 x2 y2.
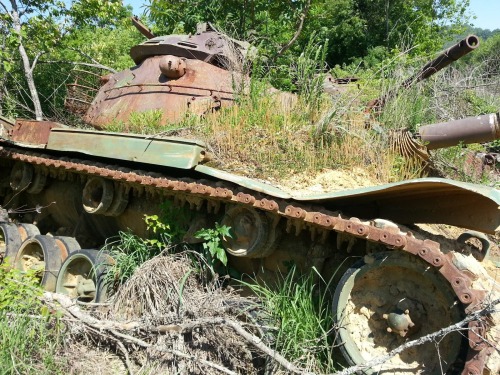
1 1 499 373
0 265 65 374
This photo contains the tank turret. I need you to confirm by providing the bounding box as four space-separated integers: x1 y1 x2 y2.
66 20 252 129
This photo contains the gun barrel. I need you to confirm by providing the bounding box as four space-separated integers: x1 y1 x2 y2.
131 16 155 39
403 35 480 88
418 112 500 150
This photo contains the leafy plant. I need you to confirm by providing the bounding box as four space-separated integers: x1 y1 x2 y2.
0 264 65 374
144 214 172 251
194 223 231 269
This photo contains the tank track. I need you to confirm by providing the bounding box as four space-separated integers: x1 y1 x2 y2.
0 144 495 374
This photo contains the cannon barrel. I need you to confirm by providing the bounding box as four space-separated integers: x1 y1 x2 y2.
367 35 480 112
402 35 480 88
131 16 155 39
417 112 500 150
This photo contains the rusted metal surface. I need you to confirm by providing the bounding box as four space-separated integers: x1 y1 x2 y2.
83 56 241 129
197 165 500 234
0 116 14 138
0 144 493 374
74 21 253 130
10 120 63 146
130 22 250 67
404 35 480 87
418 112 500 149
131 16 155 39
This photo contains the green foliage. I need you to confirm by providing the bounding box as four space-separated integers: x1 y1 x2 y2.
102 230 164 288
158 200 192 243
144 213 172 251
243 267 335 372
293 34 329 114
194 223 231 268
0 264 42 312
0 265 65 374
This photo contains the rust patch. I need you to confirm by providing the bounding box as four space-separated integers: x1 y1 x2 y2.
11 120 62 146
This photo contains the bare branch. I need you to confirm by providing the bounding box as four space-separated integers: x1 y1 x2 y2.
0 1 12 18
275 0 311 58
40 59 116 73
42 292 499 375
30 51 45 72
68 47 117 73
331 298 500 375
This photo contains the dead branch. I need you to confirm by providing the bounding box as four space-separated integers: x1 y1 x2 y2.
43 292 308 374
67 48 117 73
42 292 499 375
40 60 117 73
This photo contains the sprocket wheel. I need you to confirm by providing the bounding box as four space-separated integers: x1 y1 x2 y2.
333 251 465 374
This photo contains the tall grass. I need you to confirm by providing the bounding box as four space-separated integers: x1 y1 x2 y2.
105 38 499 186
243 267 336 373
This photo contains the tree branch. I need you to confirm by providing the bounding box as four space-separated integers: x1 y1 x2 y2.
39 59 116 73
42 292 499 375
67 47 117 73
330 298 500 375
30 51 45 73
275 0 311 58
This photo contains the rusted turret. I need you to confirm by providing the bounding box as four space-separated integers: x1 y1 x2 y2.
66 19 252 129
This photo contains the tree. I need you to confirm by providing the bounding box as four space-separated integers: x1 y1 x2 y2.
0 0 129 120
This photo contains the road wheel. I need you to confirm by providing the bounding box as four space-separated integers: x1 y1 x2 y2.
56 249 113 303
15 235 67 291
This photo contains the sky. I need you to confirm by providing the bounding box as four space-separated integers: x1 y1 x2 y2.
468 0 500 30
123 0 500 31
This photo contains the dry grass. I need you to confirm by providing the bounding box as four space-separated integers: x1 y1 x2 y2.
106 253 268 374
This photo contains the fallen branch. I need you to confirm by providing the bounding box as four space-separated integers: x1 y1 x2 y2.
42 292 499 375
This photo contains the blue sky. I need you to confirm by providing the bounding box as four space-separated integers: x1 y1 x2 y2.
124 0 499 31
468 0 500 30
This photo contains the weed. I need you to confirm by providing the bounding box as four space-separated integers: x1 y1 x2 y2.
194 223 231 271
102 230 164 290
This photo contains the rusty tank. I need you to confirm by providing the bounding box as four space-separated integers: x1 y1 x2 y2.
0 24 499 375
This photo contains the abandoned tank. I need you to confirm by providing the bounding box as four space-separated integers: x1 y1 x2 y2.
0 22 499 374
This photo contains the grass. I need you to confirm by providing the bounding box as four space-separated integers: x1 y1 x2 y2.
0 264 66 374
101 230 165 291
243 267 336 373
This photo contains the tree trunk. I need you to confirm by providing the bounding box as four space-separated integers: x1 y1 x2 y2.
10 0 43 120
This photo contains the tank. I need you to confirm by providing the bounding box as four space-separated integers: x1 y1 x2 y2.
0 26 499 375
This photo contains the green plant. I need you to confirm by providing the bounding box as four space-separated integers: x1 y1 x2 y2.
102 230 164 289
0 265 65 374
144 214 172 251
243 266 336 373
194 223 231 270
